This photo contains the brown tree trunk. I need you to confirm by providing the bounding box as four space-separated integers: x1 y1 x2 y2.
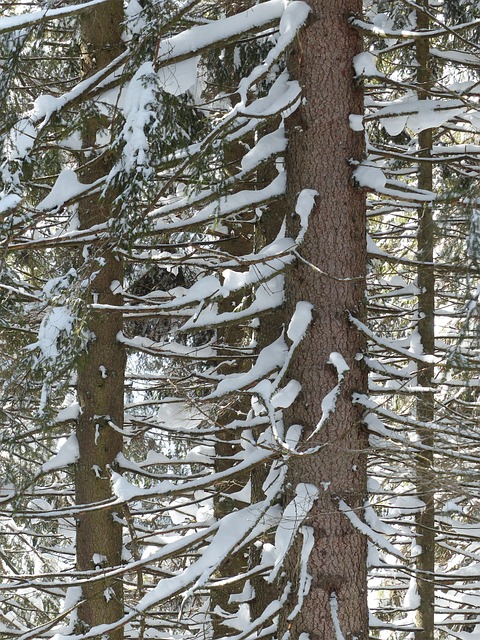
211 243 251 637
415 3 435 638
250 124 285 624
75 1 125 637
211 41 253 635
279 2 368 639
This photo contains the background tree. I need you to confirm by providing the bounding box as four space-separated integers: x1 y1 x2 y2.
0 0 314 637
354 1 480 636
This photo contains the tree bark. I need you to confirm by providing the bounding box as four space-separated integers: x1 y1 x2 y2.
279 1 368 639
415 3 435 638
75 1 125 637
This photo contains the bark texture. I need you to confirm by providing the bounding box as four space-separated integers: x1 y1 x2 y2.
279 2 368 639
415 4 435 637
75 1 125 637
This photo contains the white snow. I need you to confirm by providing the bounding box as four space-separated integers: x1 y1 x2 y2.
43 269 77 298
349 114 364 131
28 306 75 362
158 57 200 96
104 587 115 602
110 280 123 295
364 502 397 535
142 501 277 606
241 73 301 118
338 500 406 560
143 449 171 465
354 165 387 191
308 352 349 439
156 0 293 64
219 602 250 631
6 118 37 161
350 316 440 364
155 172 286 233
268 483 319 582
330 593 346 640
92 553 107 567
0 0 109 34
115 62 157 173
443 500 464 514
124 0 146 35
55 403 81 423
374 97 466 136
353 52 380 77
238 3 309 105
42 434 79 472
241 127 287 174
168 497 199 525
37 170 88 211
207 336 288 399
287 301 313 343
33 94 64 122
50 586 82 639
287 525 314 620
403 577 420 609
389 495 425 518
295 189 317 243
185 446 215 463
0 193 21 213
271 380 302 408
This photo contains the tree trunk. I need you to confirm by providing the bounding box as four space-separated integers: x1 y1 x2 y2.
250 158 285 624
279 1 368 638
211 43 253 636
75 1 125 636
415 3 435 638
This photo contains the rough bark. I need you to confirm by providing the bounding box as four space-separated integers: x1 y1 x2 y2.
75 1 125 637
415 3 435 638
279 2 368 639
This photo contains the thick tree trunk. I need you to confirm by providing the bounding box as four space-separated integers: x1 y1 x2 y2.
415 3 435 638
75 1 125 637
279 2 368 639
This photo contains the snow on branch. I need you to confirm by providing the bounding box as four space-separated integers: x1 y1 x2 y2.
0 0 110 35
350 15 480 39
286 525 315 621
307 352 349 440
156 1 310 74
338 500 405 560
251 301 317 453
349 315 439 364
267 483 319 583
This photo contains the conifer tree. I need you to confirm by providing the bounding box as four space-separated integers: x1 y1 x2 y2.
277 0 369 637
